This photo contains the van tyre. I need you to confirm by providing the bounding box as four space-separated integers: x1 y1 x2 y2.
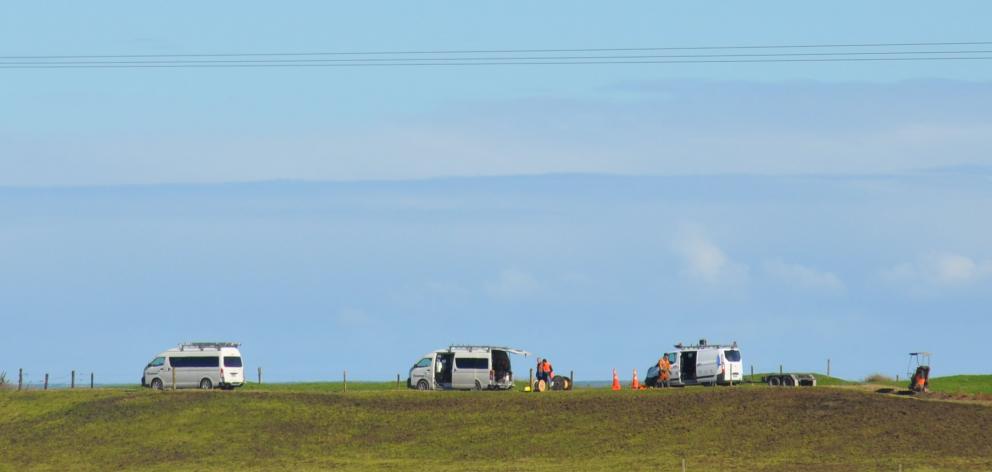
417 380 430 391
199 378 213 390
474 380 483 391
151 378 163 390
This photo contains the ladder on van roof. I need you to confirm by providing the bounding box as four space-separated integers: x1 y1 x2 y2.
447 345 530 356
179 342 240 351
673 340 738 350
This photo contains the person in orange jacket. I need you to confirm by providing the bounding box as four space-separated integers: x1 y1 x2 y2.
658 355 672 388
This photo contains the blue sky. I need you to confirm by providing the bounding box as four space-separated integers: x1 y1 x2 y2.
2 2 991 382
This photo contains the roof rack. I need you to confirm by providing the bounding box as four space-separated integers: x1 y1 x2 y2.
674 339 738 350
447 345 530 356
179 342 240 351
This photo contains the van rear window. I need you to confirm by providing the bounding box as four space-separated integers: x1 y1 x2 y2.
724 350 741 362
224 357 243 368
455 358 489 370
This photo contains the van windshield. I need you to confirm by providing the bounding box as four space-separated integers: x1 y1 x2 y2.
224 357 243 368
724 350 741 362
148 357 165 367
414 358 431 368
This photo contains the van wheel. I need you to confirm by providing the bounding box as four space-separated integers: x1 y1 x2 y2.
151 378 163 390
417 380 430 391
199 378 213 390
474 380 483 391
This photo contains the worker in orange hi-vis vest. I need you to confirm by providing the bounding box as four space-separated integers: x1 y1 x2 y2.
658 356 672 388
542 359 554 381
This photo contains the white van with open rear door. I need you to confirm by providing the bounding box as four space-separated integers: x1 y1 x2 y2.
142 342 245 390
645 339 743 387
407 345 529 391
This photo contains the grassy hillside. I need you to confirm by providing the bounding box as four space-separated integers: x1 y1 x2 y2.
927 375 992 395
2 386 992 471
860 374 992 395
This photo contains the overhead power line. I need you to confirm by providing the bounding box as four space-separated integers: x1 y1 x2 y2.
3 56 992 70
2 49 991 66
2 40 992 60
2 41 992 70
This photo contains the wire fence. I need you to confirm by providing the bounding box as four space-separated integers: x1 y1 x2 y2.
1 369 143 391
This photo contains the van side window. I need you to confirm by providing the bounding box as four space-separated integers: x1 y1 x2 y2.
170 356 220 368
455 358 488 369
148 357 165 367
668 353 677 363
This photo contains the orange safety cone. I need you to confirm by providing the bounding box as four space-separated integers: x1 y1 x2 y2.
611 368 621 390
632 368 640 390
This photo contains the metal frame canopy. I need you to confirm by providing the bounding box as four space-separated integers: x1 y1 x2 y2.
907 351 932 375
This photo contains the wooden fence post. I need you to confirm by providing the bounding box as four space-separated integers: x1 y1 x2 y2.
44 373 49 390
750 365 754 382
257 367 262 385
71 370 76 389
827 358 831 377
396 373 401 390
779 365 783 375
343 370 347 392
90 372 94 389
570 370 574 387
18 368 23 391
528 368 534 389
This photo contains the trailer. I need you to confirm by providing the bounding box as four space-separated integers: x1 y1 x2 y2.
762 373 817 387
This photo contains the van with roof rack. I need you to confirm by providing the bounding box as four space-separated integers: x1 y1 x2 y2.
141 342 245 390
644 339 743 387
407 345 529 391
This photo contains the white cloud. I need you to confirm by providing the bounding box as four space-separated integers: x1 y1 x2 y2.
485 269 541 300
673 231 748 285
762 259 845 294
883 252 992 286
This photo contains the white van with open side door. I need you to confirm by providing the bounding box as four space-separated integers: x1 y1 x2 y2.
142 342 245 390
407 345 529 391
645 339 743 387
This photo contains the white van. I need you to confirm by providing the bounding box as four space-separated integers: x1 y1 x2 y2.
142 342 245 390
645 340 743 387
407 345 529 391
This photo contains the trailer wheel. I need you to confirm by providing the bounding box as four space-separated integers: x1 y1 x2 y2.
768 376 782 387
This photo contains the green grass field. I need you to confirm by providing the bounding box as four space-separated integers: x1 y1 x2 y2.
2 381 992 471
